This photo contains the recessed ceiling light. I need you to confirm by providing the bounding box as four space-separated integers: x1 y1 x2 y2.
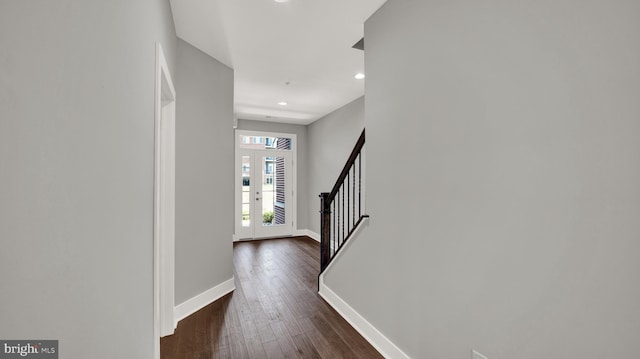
278 101 288 106
355 73 365 80
274 0 289 3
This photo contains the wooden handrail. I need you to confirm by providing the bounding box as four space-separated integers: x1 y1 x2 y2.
327 129 365 202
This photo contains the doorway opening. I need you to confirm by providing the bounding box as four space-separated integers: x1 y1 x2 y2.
234 131 297 240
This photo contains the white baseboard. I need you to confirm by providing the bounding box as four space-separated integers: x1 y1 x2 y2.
174 277 235 325
293 229 320 242
318 281 410 359
317 217 408 358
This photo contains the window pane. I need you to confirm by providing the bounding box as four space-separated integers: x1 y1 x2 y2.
242 204 250 227
262 156 285 226
239 135 293 150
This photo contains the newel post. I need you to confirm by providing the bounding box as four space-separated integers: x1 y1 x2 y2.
319 192 331 270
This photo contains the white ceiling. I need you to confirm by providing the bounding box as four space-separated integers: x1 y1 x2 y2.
170 0 387 125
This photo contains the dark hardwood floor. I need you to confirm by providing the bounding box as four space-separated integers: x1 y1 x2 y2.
161 236 383 359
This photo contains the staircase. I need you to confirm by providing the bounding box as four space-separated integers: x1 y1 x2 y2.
319 129 368 273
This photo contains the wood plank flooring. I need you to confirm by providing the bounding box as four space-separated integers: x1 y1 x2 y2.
161 236 383 359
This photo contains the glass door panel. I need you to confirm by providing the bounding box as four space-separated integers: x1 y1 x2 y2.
255 152 291 238
241 155 251 228
235 152 254 239
259 156 285 227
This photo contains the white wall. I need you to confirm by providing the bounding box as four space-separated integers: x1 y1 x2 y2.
236 119 310 230
0 1 176 357
324 0 640 358
307 97 365 235
175 39 234 304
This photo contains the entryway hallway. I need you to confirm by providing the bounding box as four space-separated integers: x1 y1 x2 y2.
161 237 382 358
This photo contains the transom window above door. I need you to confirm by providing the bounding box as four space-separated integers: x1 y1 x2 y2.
238 135 293 151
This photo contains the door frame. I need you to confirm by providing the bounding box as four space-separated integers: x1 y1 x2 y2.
234 130 297 241
153 43 176 359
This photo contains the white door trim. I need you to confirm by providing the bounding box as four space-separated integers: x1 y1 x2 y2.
234 130 297 241
154 43 176 359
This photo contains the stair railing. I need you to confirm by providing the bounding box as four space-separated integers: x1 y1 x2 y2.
319 129 368 272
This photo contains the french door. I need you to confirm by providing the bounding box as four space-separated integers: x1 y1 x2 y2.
235 132 295 240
